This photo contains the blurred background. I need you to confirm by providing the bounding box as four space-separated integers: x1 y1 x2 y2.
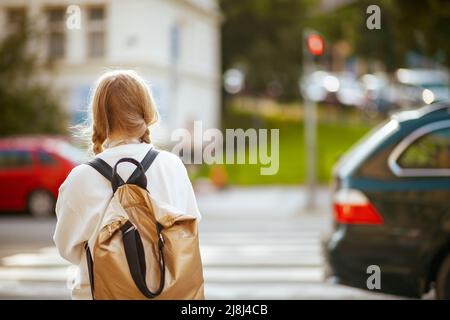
0 0 449 299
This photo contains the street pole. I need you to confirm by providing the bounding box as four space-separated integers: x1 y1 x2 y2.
304 91 317 211
302 29 319 211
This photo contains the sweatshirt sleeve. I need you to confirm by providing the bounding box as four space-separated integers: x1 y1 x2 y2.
175 157 202 222
53 165 98 265
149 151 202 222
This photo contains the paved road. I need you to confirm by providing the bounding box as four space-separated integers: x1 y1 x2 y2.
0 213 405 300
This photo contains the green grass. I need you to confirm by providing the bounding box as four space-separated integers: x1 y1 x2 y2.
192 101 375 185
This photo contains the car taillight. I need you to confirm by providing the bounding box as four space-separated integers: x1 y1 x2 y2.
333 189 383 225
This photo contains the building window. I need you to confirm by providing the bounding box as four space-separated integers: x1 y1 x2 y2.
89 7 104 21
48 31 65 59
169 23 181 64
88 31 105 58
87 7 105 58
7 7 26 25
46 7 66 60
6 7 26 33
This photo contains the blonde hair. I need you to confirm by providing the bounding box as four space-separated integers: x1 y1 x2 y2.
89 70 158 155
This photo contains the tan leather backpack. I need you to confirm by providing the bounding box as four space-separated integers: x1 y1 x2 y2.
85 148 204 299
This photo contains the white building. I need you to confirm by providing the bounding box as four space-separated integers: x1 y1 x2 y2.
0 0 222 145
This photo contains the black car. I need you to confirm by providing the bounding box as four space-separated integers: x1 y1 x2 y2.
324 103 450 299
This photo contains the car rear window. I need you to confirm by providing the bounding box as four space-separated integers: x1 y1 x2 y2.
0 150 33 169
398 126 450 170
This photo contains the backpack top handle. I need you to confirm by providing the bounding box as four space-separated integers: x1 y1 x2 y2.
86 147 160 194
112 158 147 192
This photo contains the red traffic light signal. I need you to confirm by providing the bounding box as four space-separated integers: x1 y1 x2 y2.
307 34 324 56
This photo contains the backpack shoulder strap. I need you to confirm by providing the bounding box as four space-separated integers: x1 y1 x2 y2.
141 147 160 172
86 157 121 183
126 147 160 185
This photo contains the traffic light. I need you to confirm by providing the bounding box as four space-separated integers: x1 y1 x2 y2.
307 34 324 56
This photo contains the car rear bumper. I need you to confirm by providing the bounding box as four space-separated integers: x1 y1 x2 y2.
322 226 421 298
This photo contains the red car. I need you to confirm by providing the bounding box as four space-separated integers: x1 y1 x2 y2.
0 136 87 217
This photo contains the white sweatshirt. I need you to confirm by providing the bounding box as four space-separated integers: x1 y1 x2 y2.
53 142 201 299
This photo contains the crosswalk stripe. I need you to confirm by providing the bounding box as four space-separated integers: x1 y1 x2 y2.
0 266 324 284
204 267 323 283
1 252 68 267
202 257 322 267
202 244 320 252
203 283 401 300
199 231 324 236
0 267 71 282
0 280 72 300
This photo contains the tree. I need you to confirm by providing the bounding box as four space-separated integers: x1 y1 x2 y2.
0 18 67 136
220 0 450 101
220 0 313 101
311 0 450 71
